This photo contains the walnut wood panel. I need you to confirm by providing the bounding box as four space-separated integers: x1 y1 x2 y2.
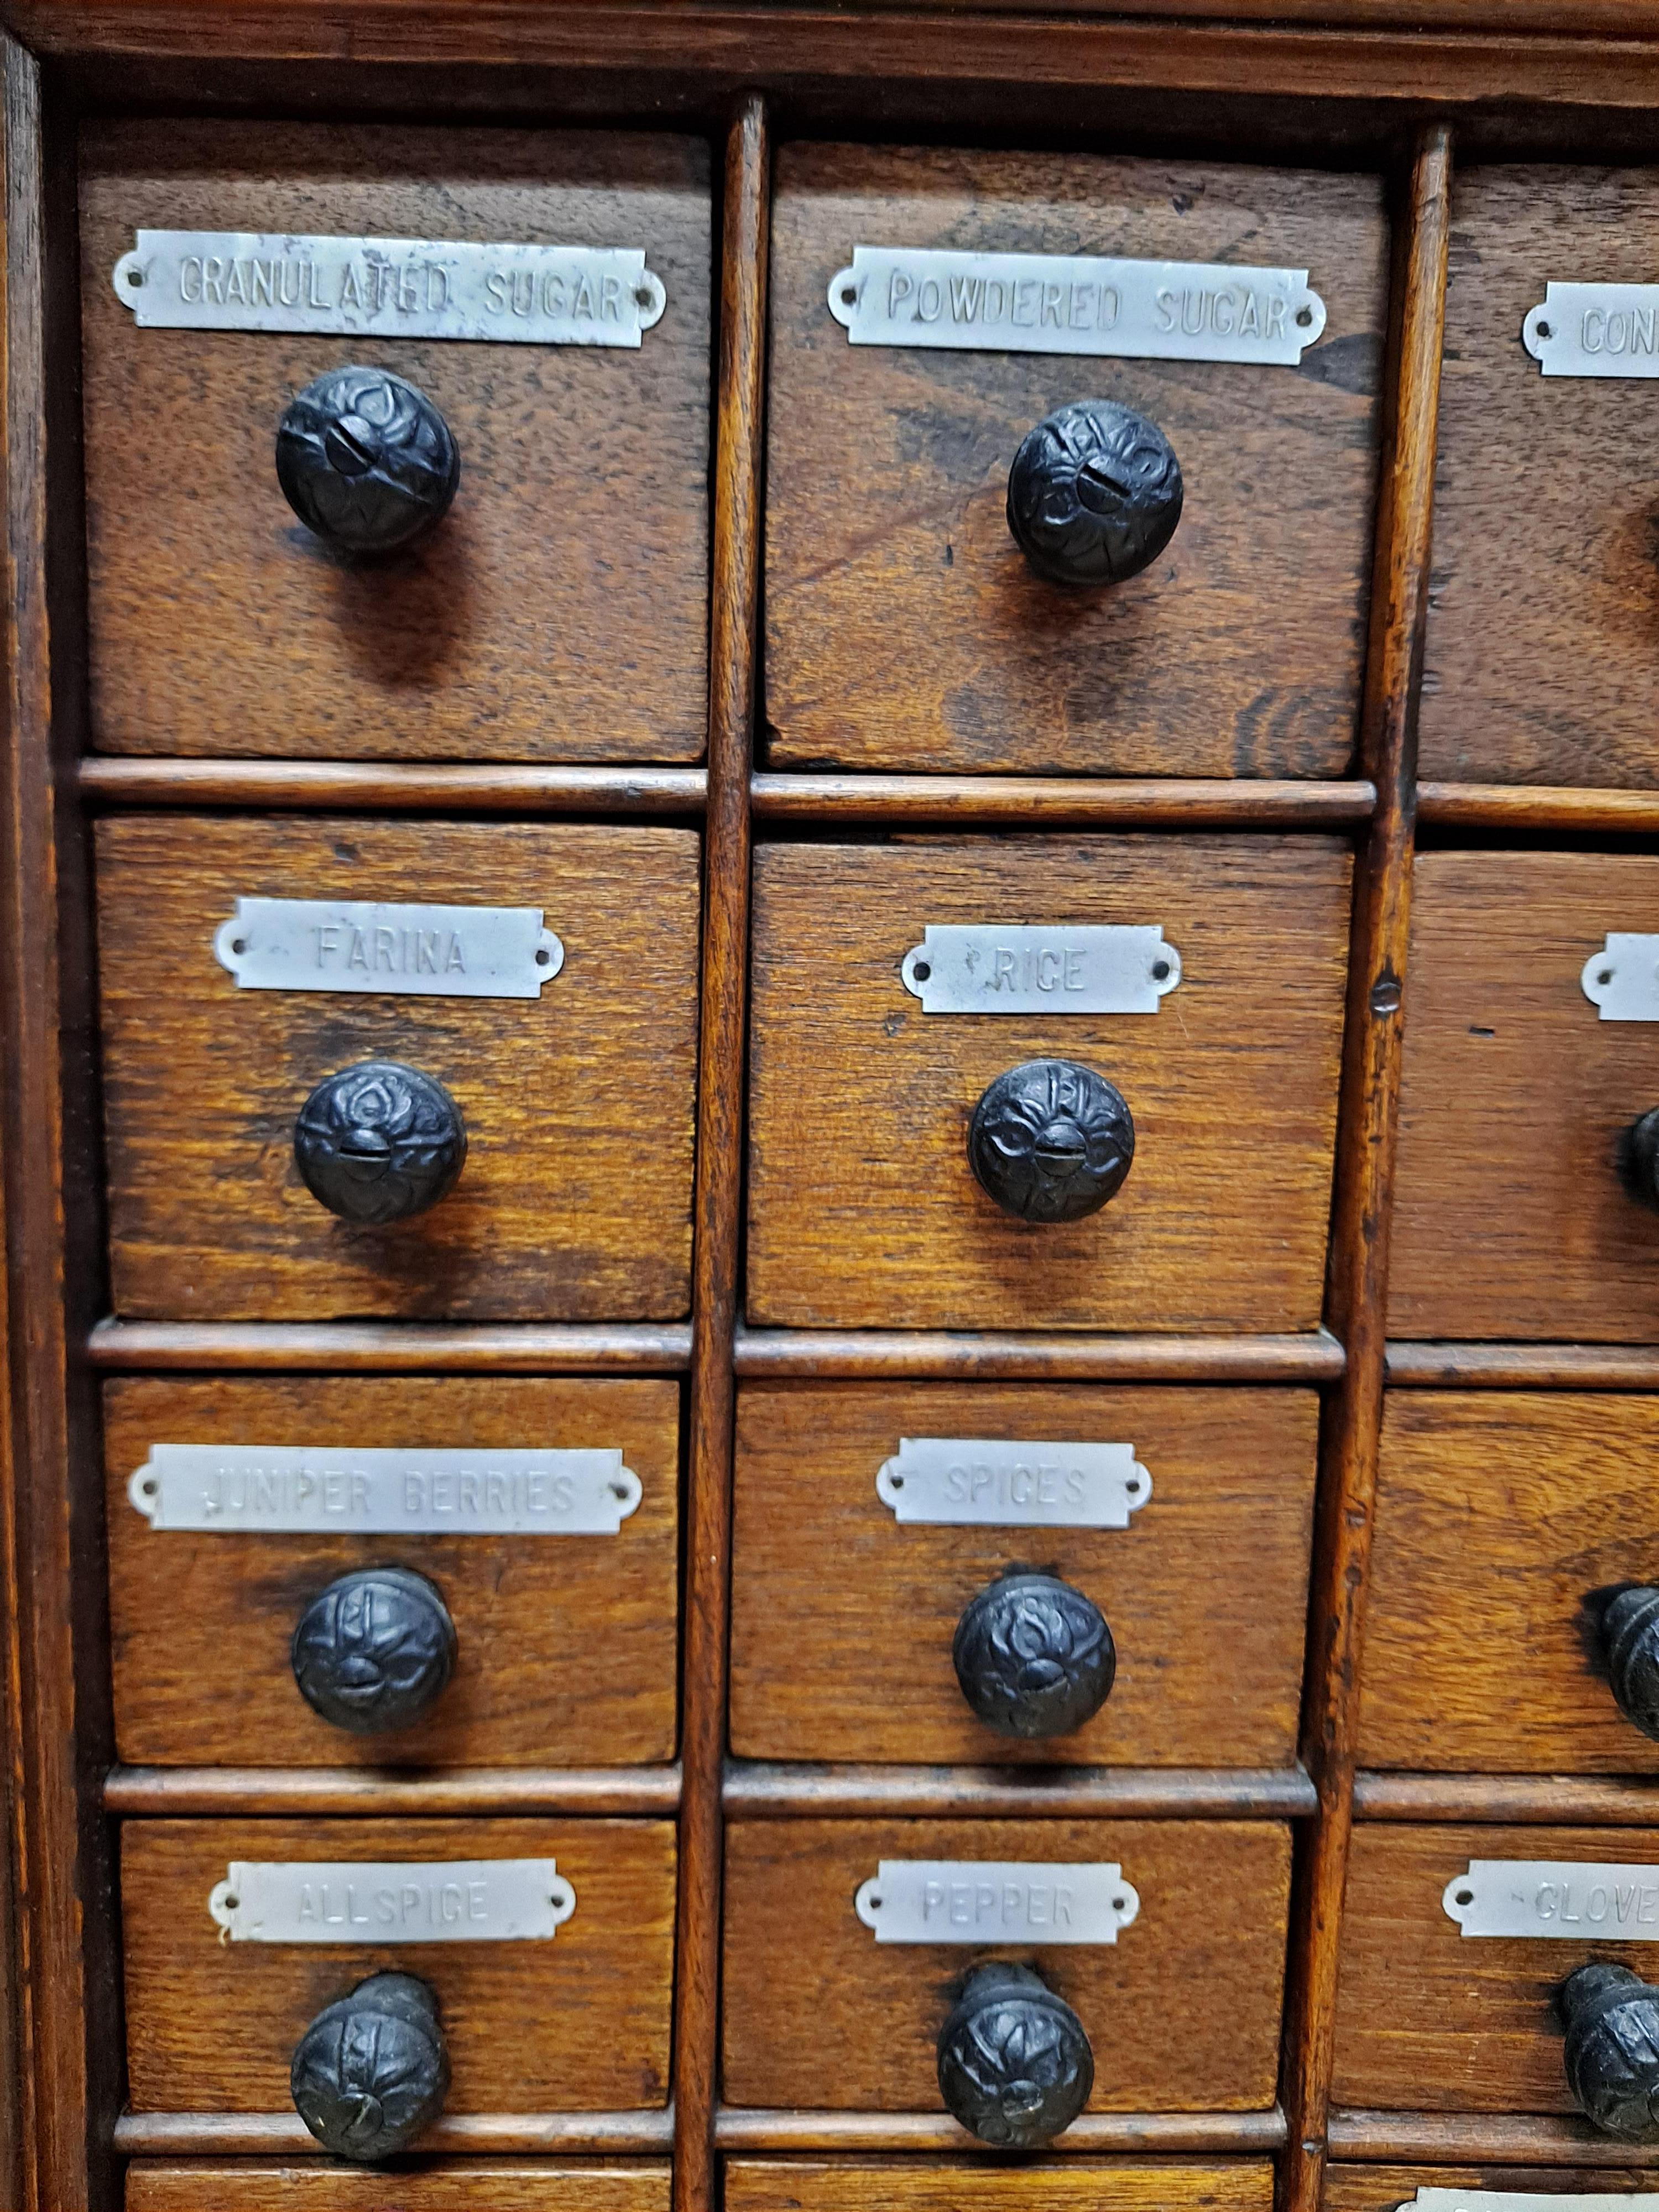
1326 2165 1659 2210
1418 168 1659 789
80 121 709 764
121 1817 675 2112
127 2163 673 2210
764 145 1386 777
746 837 1350 1331
722 1817 1291 2110
102 1375 679 1767
728 1380 1317 1764
1360 1391 1659 1773
725 2158 1275 2212
1331 1822 1659 2112
97 815 699 1319
1390 852 1659 1340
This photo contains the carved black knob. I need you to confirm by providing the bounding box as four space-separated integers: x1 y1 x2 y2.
1006 400 1182 588
291 1971 449 2161
968 1059 1134 1224
276 366 460 555
1621 1110 1659 1212
294 1060 466 1225
291 1567 456 1735
937 1960 1093 2147
1559 1962 1659 2141
1598 1587 1659 1742
953 1569 1115 1739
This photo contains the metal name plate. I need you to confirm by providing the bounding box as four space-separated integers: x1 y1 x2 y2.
213 898 563 999
1443 1859 1659 1939
855 1860 1140 1944
1582 933 1659 1020
876 1437 1151 1528
1405 2197 1659 2212
1525 284 1659 377
114 232 666 347
208 1859 575 1943
128 1444 641 1535
829 247 1326 363
901 924 1181 1015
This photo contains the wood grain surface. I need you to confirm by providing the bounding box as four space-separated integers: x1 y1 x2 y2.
81 121 710 763
728 1380 1317 1765
1418 168 1659 789
725 2158 1275 2212
1331 1822 1659 2112
127 2162 672 2210
1389 852 1659 1340
721 1817 1291 2110
746 837 1350 1331
1324 2164 1659 2210
102 1375 680 1767
97 815 700 1319
764 145 1386 776
122 1817 675 2113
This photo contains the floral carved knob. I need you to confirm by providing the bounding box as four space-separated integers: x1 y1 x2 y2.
953 1569 1115 1739
291 1567 456 1735
1559 1963 1659 2141
937 1960 1094 2147
294 1060 466 1225
1006 399 1182 587
968 1059 1134 1224
1598 1586 1659 1743
290 1971 450 2160
276 366 460 555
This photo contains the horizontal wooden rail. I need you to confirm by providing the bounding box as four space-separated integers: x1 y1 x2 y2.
1418 781 1659 833
724 1761 1317 1819
752 774 1375 830
114 2110 676 2156
77 756 707 813
1386 1341 1659 1388
1355 1772 1659 1823
713 2108 1288 2151
734 1327 1345 1383
105 1765 681 1817
1328 2109 1659 2162
87 1318 692 1373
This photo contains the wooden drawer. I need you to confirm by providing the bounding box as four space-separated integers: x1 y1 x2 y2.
1390 852 1659 1342
765 144 1387 777
128 2164 672 2210
1326 2168 1659 2212
727 2161 1276 2212
81 121 710 763
1420 168 1659 790
746 837 1350 1331
121 1818 675 2114
729 1381 1317 1765
1361 1392 1659 1774
105 1375 679 1767
721 1818 1291 2110
97 815 700 1320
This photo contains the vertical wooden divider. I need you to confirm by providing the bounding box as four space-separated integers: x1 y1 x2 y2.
1279 123 1451 2212
675 93 769 2212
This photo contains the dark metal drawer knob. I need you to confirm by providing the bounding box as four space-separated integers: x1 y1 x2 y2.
1599 1586 1659 1742
291 1567 456 1735
276 366 460 555
953 1569 1115 1739
1559 1962 1659 2141
1622 1110 1659 1211
1006 399 1182 588
969 1058 1134 1224
290 1971 450 2161
294 1060 466 1225
937 1960 1093 2147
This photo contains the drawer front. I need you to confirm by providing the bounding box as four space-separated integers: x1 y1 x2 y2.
722 1818 1291 2110
1390 852 1659 1341
105 1375 680 1767
98 815 700 1320
1327 2168 1659 2212
121 1818 675 2112
1361 1391 1659 1774
746 837 1351 1331
127 2164 672 2210
729 1381 1317 1765
81 121 710 764
765 143 1387 778
1420 167 1659 790
727 2161 1276 2212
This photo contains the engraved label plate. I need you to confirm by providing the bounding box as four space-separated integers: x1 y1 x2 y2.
1582 934 1659 1020
113 232 666 347
875 1437 1151 1528
1442 1859 1659 1939
1525 284 1659 378
901 924 1181 1015
1407 2195 1659 2212
855 1860 1140 1944
828 248 1327 363
208 1859 575 1943
213 898 564 999
128 1444 641 1535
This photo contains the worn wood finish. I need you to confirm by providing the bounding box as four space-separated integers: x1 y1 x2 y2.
734 1327 1345 1381
118 2113 676 2154
81 121 710 765
1356 1775 1659 1824
98 815 700 1321
122 1817 675 2113
88 1319 693 1372
1391 852 1659 1340
724 2157 1276 2212
1329 2119 1659 2164
752 777 1378 828
82 759 708 813
717 2113 1288 2151
127 2162 671 2210
1386 1344 1659 1389
747 836 1351 1331
726 1763 1318 1820
1419 786 1659 834
102 1375 679 1767
729 1381 1317 1765
107 1767 682 1815
1326 2163 1659 2206
722 1817 1291 2110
